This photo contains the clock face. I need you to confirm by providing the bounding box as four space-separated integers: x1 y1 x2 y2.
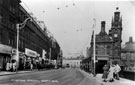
114 34 118 37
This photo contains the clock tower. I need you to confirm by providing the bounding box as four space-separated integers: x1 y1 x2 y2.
109 7 122 62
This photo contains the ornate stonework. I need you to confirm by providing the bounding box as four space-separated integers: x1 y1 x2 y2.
91 7 122 63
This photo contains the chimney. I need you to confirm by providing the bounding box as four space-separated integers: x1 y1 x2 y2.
129 37 133 43
101 21 105 33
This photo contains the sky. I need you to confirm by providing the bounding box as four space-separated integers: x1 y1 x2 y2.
21 0 135 58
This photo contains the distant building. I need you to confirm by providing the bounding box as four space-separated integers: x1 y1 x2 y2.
121 37 135 71
63 58 81 68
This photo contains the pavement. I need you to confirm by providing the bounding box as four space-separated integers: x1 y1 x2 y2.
95 74 135 85
80 69 135 85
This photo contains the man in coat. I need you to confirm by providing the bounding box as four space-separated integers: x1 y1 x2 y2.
114 63 121 80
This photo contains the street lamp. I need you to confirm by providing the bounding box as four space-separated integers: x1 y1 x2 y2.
93 18 96 77
16 17 32 72
49 35 53 64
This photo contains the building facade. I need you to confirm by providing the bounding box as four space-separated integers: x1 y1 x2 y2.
121 37 135 72
90 21 114 73
82 7 123 73
0 0 21 70
63 58 81 68
0 0 61 70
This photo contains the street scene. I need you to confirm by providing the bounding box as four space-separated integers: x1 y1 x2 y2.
0 0 135 85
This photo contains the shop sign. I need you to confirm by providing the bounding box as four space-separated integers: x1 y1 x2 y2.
11 49 25 60
42 50 46 60
97 57 108 60
12 49 24 55
0 44 12 54
25 48 37 57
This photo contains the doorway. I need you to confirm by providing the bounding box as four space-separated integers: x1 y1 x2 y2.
96 60 107 73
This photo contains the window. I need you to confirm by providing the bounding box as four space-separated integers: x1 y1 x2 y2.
0 33 2 43
107 51 110 55
0 13 3 23
19 39 21 48
22 40 24 49
96 50 98 55
96 46 98 49
20 39 24 49
9 37 14 46
106 46 111 55
0 0 3 4
9 33 15 47
9 3 16 14
23 40 25 49
9 16 15 29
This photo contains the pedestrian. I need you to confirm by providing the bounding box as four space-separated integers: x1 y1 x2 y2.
107 64 115 82
6 61 10 71
102 64 109 82
9 61 13 72
114 63 121 80
13 62 17 72
30 63 33 71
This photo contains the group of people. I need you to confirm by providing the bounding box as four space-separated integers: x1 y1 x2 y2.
102 63 121 82
6 61 17 72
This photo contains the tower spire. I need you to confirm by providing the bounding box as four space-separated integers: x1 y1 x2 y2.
116 1 119 10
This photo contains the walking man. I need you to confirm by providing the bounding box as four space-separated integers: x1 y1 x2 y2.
30 62 33 71
13 61 17 72
114 63 121 80
102 64 109 82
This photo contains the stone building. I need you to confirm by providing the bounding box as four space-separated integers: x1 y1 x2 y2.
63 59 81 68
109 7 122 62
82 7 123 73
121 37 135 71
0 0 61 70
90 21 113 73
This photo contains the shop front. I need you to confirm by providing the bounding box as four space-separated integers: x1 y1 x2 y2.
11 48 26 70
25 48 37 69
0 44 12 71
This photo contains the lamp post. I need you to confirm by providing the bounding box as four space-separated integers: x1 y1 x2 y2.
49 35 53 64
93 18 96 77
16 17 32 73
49 47 51 64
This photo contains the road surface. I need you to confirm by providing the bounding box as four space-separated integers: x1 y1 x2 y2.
0 68 101 85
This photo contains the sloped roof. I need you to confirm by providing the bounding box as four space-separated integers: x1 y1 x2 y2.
122 43 135 52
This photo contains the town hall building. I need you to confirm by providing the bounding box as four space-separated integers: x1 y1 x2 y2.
81 7 123 73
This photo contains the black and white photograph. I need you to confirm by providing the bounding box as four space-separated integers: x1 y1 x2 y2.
0 0 135 85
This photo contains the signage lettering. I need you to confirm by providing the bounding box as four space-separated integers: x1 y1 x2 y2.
0 44 12 54
25 48 37 57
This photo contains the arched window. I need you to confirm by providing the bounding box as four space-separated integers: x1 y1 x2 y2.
107 46 111 55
